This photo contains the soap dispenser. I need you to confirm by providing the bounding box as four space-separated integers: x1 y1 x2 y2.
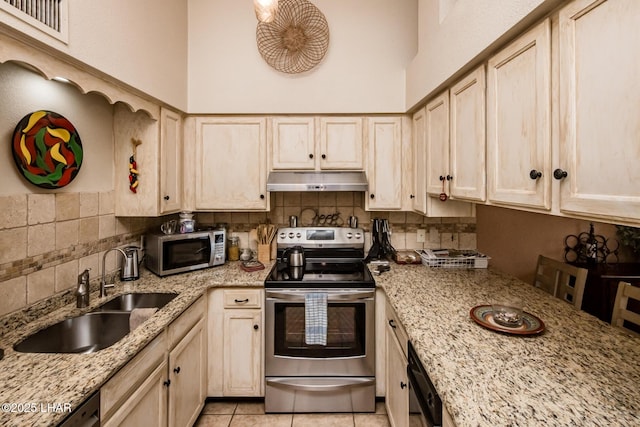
75 268 91 308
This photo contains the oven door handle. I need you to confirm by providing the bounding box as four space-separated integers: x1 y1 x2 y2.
266 377 375 392
266 290 375 302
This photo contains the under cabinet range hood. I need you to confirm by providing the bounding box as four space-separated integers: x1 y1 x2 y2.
266 171 368 192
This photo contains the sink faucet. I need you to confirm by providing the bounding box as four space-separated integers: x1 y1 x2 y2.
101 248 128 297
75 268 91 308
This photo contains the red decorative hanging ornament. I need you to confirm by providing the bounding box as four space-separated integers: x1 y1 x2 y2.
129 138 141 193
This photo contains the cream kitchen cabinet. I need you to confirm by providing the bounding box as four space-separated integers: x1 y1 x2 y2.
385 300 409 427
159 107 183 214
208 288 264 397
193 117 268 211
101 296 206 427
319 117 364 170
365 116 411 211
556 0 640 224
270 116 364 170
270 117 316 170
487 19 551 210
114 104 183 217
412 107 475 217
449 66 486 202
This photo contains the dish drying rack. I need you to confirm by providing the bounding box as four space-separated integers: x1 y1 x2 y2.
417 249 490 269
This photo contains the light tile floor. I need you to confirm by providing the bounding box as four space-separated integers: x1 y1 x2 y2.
194 400 391 427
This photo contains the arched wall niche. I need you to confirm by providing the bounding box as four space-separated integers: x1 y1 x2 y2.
0 33 160 120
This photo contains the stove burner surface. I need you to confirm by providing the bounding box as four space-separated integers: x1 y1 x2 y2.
265 260 375 288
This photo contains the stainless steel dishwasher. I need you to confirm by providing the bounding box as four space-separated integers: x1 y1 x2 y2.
57 391 99 427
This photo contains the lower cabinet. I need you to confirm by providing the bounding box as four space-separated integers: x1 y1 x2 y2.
385 301 409 427
101 296 206 427
208 288 264 397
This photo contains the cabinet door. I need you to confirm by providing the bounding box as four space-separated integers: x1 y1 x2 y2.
169 318 206 427
366 117 403 210
271 117 316 170
487 19 551 209
558 0 640 223
385 322 408 427
450 65 486 202
194 117 268 210
425 92 450 197
318 117 364 170
102 360 168 427
223 309 262 396
160 107 183 214
412 108 427 215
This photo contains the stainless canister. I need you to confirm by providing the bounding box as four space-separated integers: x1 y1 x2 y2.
348 216 358 228
289 215 298 227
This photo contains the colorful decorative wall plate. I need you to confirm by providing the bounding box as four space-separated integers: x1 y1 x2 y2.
11 110 83 189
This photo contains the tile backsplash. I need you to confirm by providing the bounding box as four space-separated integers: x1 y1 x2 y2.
0 192 157 316
195 192 477 253
0 191 476 317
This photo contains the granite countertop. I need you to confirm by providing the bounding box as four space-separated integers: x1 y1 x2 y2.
0 262 272 427
376 264 640 427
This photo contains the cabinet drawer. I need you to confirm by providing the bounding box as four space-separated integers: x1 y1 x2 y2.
168 296 206 349
101 331 167 419
223 289 262 309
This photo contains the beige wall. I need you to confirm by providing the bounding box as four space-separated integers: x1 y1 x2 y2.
187 0 418 114
0 0 188 110
476 205 628 284
405 0 565 109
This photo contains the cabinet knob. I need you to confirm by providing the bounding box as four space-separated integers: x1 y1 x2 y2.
439 175 445 181
400 382 407 389
321 154 326 159
370 194 375 199
388 319 397 329
529 169 542 180
446 175 453 181
553 169 568 180
174 366 181 374
254 324 259 330
163 379 171 387
309 153 314 159
164 195 170 201
410 194 415 199
260 194 265 199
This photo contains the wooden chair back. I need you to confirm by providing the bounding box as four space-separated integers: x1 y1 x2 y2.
611 281 640 337
533 255 588 309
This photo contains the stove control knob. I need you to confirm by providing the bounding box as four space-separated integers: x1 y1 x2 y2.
279 232 286 239
346 232 353 239
288 232 295 238
355 232 362 239
296 232 302 238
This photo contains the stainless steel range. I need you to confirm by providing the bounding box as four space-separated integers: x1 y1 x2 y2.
264 227 376 413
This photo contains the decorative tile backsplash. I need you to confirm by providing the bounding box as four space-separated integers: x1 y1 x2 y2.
0 192 157 316
194 192 477 253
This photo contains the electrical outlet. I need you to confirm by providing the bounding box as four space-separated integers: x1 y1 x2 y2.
416 229 426 243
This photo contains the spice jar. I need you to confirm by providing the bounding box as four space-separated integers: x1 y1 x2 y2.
228 236 240 261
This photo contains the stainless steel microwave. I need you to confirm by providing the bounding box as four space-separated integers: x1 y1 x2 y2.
145 229 225 276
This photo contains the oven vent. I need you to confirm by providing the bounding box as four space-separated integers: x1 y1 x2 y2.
2 0 64 33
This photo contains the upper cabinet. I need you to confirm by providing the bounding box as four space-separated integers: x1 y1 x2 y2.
159 107 183 214
557 0 640 224
486 19 551 210
412 107 475 217
193 117 269 211
270 116 364 171
449 66 486 202
270 117 316 170
365 116 408 210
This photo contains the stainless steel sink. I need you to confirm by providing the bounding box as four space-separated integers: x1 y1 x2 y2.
14 312 131 354
93 292 178 312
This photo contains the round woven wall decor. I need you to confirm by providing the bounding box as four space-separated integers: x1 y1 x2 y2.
256 0 329 74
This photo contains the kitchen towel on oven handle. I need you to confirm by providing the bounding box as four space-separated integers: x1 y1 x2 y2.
305 292 328 346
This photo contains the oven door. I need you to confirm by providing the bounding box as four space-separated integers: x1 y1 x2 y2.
265 288 375 377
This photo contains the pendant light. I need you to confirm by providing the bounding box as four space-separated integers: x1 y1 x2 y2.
254 0 278 23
